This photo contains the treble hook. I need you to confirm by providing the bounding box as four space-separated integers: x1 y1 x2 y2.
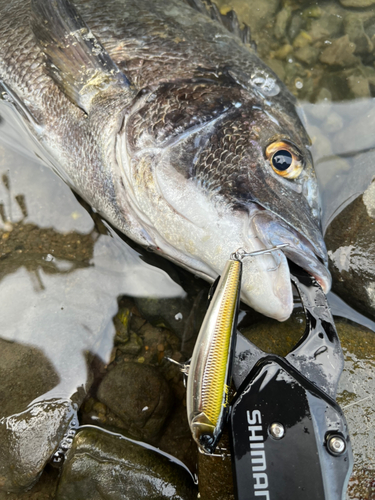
230 243 289 268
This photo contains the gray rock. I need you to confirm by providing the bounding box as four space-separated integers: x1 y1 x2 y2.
0 340 60 419
97 362 173 440
344 14 373 54
320 35 359 67
326 181 375 320
158 404 197 475
0 400 76 492
274 7 292 40
56 428 197 500
347 73 371 98
322 111 344 133
289 13 304 40
134 295 204 341
308 13 343 42
213 0 280 37
294 45 320 65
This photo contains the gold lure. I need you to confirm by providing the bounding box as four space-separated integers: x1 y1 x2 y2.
186 244 288 454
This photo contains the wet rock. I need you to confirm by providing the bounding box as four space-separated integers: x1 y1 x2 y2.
215 0 280 36
0 467 59 500
0 400 76 492
344 13 373 54
116 331 143 356
340 0 375 6
273 43 293 60
336 321 375 481
322 111 344 133
113 307 131 345
307 88 333 121
288 13 304 41
325 181 375 320
56 428 197 500
134 296 198 340
264 58 285 81
97 362 173 440
294 45 320 65
0 339 60 418
158 404 197 474
198 432 234 500
308 12 343 43
320 35 359 67
274 7 292 40
0 339 77 493
347 73 371 98
293 30 312 49
302 6 322 19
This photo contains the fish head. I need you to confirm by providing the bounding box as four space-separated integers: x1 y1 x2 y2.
120 81 330 321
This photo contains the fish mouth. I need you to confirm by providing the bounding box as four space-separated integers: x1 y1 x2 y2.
250 210 332 294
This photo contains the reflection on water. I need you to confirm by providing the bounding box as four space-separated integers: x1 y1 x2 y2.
301 98 375 230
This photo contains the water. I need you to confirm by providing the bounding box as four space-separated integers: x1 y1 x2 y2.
0 0 375 498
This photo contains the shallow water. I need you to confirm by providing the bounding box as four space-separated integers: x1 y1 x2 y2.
0 0 375 498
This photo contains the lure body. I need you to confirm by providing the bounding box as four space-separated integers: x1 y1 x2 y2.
186 257 241 453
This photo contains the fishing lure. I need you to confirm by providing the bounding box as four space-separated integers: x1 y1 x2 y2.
186 244 288 454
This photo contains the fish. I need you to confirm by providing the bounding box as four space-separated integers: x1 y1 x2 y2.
0 0 331 321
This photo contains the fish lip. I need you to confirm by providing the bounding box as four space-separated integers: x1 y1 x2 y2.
250 211 332 294
283 246 332 293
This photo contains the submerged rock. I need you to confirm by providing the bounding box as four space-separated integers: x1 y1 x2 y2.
325 181 375 320
97 362 173 440
320 35 359 67
344 13 373 54
0 400 76 492
340 0 375 6
0 339 77 493
56 428 197 500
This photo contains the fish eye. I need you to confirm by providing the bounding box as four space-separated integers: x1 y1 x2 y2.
265 141 303 179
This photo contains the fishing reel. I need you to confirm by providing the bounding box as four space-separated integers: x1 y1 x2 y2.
230 262 353 500
185 249 353 500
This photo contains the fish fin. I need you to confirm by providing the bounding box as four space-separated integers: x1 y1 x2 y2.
183 0 252 47
31 0 132 114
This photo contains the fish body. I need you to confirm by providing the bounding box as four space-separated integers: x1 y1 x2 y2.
0 0 330 320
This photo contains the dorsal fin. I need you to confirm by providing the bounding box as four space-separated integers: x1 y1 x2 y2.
31 0 132 114
183 0 252 46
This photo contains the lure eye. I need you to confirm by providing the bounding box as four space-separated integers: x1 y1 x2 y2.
265 141 303 179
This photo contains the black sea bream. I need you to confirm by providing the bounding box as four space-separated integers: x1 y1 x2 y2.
0 0 331 320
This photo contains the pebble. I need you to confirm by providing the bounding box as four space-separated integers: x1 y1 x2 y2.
320 35 359 67
274 7 292 40
294 45 320 65
340 0 375 6
293 30 312 49
322 111 344 133
347 74 371 98
344 13 373 54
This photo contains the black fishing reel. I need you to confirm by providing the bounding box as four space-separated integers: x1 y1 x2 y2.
230 263 353 500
